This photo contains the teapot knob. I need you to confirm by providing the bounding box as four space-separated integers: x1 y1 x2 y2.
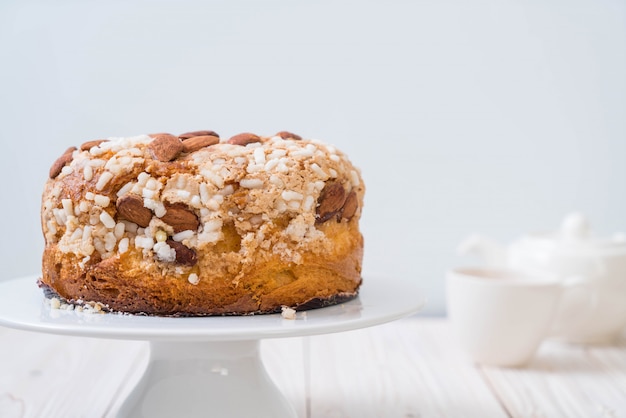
561 212 590 240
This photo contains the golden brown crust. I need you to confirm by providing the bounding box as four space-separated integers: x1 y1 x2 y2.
40 132 364 315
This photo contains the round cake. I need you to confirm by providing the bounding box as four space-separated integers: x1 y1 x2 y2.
40 130 365 315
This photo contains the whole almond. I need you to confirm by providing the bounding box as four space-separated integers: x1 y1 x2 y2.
227 132 261 146
148 134 184 162
341 190 358 221
316 182 347 223
49 146 77 179
80 139 108 151
116 194 153 227
182 135 220 153
166 239 198 266
276 131 302 141
160 203 200 233
179 130 220 140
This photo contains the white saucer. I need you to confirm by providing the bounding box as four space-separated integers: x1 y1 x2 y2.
0 275 424 418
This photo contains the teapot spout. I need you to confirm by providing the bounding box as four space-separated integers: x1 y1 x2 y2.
457 234 508 267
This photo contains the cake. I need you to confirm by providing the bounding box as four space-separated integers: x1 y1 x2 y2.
39 130 365 315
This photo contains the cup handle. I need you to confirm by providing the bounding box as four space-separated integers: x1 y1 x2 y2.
549 276 598 337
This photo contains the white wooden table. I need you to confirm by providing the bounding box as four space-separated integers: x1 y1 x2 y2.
1 317 625 418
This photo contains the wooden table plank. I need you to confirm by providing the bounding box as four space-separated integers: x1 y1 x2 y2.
0 327 146 418
1 318 625 418
302 318 508 418
479 335 626 418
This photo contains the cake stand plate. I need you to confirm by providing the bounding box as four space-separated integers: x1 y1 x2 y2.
0 275 425 418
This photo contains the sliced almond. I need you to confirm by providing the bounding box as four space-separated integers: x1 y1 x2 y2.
148 134 184 162
179 130 220 140
166 239 198 266
316 181 347 223
116 194 152 227
182 135 220 153
80 139 108 151
341 190 358 221
227 132 261 146
276 131 302 141
161 203 200 233
49 147 77 179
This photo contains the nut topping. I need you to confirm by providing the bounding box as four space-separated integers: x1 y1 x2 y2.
316 181 347 223
179 130 220 140
44 132 363 287
49 147 77 179
181 135 220 153
166 239 198 266
80 139 108 151
148 134 184 162
341 190 358 221
276 131 302 141
227 132 261 146
161 203 200 233
116 194 152 227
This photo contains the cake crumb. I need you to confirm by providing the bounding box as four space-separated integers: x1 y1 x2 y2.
281 306 297 320
46 296 106 314
188 273 200 285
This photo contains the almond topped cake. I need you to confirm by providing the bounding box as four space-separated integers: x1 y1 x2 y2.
40 130 364 315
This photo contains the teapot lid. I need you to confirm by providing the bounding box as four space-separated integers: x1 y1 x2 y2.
519 213 626 253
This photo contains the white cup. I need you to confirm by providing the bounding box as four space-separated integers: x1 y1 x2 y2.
446 267 586 367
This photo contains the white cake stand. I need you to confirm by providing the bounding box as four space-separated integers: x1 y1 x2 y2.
0 275 424 418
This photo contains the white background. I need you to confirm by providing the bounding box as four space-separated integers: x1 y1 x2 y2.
0 0 624 315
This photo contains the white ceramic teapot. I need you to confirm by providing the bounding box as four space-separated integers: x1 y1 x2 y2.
458 213 626 344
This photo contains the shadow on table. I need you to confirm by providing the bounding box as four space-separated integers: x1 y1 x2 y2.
308 396 508 418
504 337 626 374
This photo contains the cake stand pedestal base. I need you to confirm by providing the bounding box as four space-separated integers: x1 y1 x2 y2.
117 340 296 418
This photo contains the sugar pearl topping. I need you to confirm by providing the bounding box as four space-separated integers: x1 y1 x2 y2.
42 131 364 276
